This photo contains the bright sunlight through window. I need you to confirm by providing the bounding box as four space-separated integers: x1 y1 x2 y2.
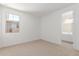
62 11 74 35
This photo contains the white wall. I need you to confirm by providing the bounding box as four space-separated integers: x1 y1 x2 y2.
41 11 62 44
0 5 3 46
0 5 40 48
41 4 79 50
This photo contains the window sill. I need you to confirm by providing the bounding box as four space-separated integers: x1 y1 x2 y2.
62 32 72 35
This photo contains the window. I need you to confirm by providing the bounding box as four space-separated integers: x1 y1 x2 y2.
62 11 74 34
9 14 20 21
6 14 20 33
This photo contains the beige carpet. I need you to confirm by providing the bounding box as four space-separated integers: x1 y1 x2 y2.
0 39 79 56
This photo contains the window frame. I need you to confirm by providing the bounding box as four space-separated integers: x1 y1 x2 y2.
5 13 20 33
62 11 74 35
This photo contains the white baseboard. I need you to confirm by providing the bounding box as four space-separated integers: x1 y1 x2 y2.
0 39 39 48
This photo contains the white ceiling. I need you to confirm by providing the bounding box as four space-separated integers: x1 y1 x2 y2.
1 3 75 17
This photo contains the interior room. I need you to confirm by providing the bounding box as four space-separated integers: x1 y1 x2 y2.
0 3 79 56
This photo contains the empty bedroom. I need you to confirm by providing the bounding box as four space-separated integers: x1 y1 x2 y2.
0 3 79 56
